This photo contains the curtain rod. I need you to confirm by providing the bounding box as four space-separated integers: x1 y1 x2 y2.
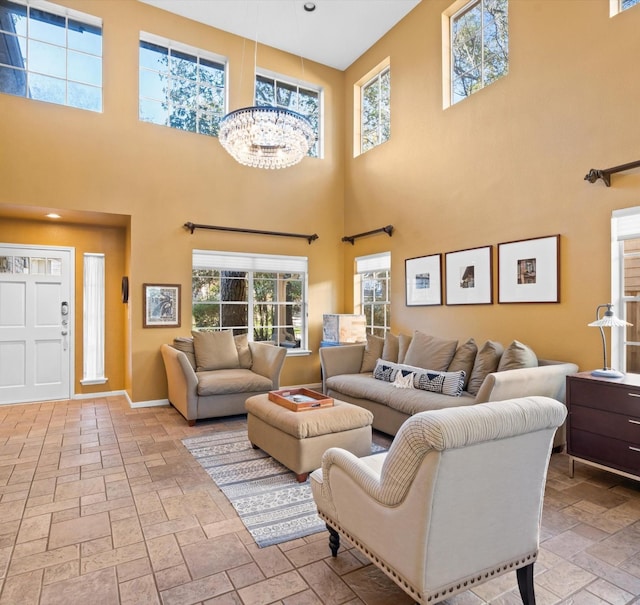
342 225 394 245
184 222 319 244
584 160 640 187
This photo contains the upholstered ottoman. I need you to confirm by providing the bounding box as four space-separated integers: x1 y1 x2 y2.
245 393 374 482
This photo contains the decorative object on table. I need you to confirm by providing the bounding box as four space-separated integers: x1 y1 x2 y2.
444 245 492 305
405 254 442 306
322 313 366 344
588 303 631 378
268 388 333 411
143 283 180 328
498 235 560 303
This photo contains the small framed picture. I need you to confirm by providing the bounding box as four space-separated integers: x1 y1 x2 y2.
445 246 493 305
405 254 442 306
143 283 181 328
498 235 560 303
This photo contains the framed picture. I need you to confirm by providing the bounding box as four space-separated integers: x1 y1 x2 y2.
498 235 560 303
445 246 493 305
143 283 181 328
405 254 442 306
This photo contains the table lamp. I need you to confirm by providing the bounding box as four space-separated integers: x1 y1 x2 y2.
588 303 632 378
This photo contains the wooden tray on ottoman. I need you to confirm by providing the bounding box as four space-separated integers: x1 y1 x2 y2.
268 388 334 412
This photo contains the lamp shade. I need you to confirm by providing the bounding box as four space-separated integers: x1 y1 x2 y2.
588 303 632 378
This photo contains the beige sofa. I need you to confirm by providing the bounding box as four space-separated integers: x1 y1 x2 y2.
320 332 578 447
161 331 286 425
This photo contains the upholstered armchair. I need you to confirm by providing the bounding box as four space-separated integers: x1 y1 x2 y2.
310 396 566 605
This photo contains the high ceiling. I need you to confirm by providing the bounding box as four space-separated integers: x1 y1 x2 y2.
137 0 422 71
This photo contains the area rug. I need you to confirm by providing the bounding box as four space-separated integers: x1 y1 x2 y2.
182 429 385 548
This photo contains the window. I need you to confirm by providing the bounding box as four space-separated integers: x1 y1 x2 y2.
192 250 308 352
611 0 640 15
255 71 321 157
82 253 106 385
139 33 226 137
0 0 102 111
611 208 640 374
444 0 508 106
356 60 390 155
355 252 391 337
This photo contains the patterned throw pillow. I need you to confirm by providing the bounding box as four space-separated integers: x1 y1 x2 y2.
373 359 465 396
392 370 415 389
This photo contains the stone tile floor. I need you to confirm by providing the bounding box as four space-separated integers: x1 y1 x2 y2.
0 395 638 604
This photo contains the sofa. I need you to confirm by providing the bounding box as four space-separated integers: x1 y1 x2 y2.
160 330 287 425
320 331 578 447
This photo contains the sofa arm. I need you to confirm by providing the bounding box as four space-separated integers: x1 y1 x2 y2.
474 362 579 404
249 342 287 388
320 344 366 391
160 344 199 422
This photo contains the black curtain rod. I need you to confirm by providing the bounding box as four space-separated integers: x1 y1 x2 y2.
184 222 319 244
584 160 640 187
342 225 394 245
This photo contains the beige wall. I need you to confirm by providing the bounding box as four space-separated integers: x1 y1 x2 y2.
2 0 640 405
342 0 640 369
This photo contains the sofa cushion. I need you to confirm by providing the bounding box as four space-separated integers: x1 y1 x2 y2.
360 333 385 373
173 337 197 370
234 333 253 369
467 340 505 396
447 338 478 390
403 331 458 372
196 368 272 396
382 332 399 363
192 330 240 371
497 340 538 372
373 360 465 397
398 333 412 364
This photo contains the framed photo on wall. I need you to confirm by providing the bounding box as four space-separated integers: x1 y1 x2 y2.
498 235 560 303
445 246 493 305
143 283 181 327
405 254 442 306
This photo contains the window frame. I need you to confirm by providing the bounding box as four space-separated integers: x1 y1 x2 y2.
192 250 309 355
254 68 323 159
139 32 228 137
0 0 103 111
355 252 391 337
610 0 640 16
354 58 391 156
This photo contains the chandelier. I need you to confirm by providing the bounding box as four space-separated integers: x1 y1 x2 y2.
219 106 315 170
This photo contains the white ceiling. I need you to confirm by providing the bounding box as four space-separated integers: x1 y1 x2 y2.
137 0 422 71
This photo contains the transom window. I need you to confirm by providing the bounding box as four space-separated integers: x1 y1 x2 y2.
357 60 390 155
255 71 321 158
192 251 308 352
611 0 640 14
445 0 508 106
355 252 391 337
139 33 227 137
0 0 102 111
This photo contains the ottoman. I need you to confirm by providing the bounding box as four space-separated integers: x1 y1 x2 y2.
245 393 374 482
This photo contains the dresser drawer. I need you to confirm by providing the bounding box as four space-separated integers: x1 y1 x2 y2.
569 405 640 442
568 378 640 416
569 428 640 476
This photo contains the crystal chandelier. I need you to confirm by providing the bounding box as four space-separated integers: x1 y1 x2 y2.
219 105 315 170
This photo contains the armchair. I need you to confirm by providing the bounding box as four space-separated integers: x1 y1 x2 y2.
310 396 566 604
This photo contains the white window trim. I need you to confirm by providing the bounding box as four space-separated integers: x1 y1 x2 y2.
353 57 390 157
610 0 640 16
81 253 107 385
355 252 391 335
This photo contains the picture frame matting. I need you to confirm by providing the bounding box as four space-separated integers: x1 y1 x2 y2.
445 245 493 305
405 254 442 306
143 283 181 328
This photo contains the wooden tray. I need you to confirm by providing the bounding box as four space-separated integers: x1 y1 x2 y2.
268 388 334 412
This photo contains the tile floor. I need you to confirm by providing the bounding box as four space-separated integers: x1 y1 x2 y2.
0 396 638 604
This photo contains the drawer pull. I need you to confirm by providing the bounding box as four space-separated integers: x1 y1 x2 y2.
629 393 640 398
630 419 640 425
630 446 640 453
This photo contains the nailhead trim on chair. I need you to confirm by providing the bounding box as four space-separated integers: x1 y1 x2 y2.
320 512 538 604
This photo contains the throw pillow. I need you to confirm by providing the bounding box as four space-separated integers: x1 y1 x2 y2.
467 340 505 396
373 359 396 382
234 333 253 369
360 333 385 373
497 340 538 372
172 337 197 370
382 332 399 363
447 338 478 390
398 333 412 364
403 331 458 372
392 370 415 389
192 330 240 372
373 359 465 396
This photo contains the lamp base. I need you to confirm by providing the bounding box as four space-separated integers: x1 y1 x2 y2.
591 368 624 378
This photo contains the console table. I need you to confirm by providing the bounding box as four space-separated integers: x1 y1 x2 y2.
566 372 640 481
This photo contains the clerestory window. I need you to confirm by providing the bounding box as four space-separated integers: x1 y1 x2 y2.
356 59 390 155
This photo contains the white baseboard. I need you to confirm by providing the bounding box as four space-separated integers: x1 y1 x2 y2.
74 390 169 409
130 398 170 409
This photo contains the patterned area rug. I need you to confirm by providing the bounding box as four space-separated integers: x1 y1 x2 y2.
182 429 384 548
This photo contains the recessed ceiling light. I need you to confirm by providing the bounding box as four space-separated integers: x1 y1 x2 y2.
303 2 316 12
46 213 61 219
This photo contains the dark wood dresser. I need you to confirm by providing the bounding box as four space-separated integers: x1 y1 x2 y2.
566 372 640 481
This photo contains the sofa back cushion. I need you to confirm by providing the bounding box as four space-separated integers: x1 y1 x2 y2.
447 338 478 390
403 331 458 372
192 330 240 371
398 333 412 364
360 333 385 372
373 359 465 396
497 340 537 372
467 340 504 396
173 337 197 370
234 333 253 369
382 332 399 363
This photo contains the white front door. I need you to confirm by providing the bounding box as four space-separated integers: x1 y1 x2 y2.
0 245 74 404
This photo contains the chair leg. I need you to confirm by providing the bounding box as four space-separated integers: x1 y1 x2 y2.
516 563 536 605
327 524 340 557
